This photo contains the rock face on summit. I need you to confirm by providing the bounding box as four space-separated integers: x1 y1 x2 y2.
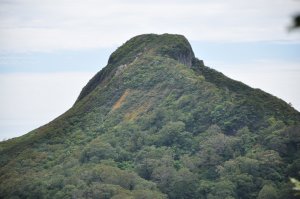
1 34 300 199
77 34 195 102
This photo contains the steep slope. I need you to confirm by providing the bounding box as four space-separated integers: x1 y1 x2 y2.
1 34 300 199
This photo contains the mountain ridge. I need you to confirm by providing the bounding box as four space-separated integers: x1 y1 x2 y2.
1 33 300 199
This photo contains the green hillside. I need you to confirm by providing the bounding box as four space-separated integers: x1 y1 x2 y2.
1 33 300 199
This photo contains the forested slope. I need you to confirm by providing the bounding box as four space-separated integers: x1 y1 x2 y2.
1 34 300 199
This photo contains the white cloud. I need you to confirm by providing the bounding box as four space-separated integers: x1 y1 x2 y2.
0 0 299 52
0 72 94 140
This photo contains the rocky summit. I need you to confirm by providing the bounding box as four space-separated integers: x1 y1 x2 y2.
1 34 300 199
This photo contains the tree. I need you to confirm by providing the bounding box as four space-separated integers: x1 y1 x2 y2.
157 121 192 149
80 138 116 163
257 184 278 199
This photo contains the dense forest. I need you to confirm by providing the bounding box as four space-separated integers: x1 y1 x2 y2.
1 34 300 199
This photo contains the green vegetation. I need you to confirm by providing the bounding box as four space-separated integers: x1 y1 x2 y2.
1 34 300 199
291 178 300 197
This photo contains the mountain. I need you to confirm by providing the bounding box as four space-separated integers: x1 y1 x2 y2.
1 33 300 199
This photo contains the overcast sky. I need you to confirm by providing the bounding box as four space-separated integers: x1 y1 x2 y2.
0 0 299 140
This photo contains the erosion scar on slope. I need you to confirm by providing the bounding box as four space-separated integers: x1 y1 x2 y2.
112 89 130 111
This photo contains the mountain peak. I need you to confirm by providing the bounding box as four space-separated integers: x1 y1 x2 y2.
77 34 195 102
108 33 195 67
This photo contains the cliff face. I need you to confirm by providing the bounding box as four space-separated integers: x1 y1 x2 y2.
1 34 300 199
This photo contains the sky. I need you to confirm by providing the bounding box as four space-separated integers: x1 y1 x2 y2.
0 0 300 140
